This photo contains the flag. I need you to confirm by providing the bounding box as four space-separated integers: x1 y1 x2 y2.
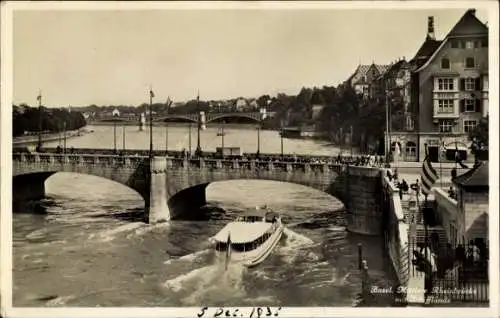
166 96 173 109
149 89 155 98
420 155 438 196
36 94 42 102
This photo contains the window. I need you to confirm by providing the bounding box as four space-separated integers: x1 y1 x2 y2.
441 58 450 69
465 78 475 90
451 40 459 48
465 99 475 112
465 41 474 49
437 78 454 91
438 99 454 113
474 41 481 48
439 120 453 133
406 116 414 131
465 57 475 68
464 120 477 133
406 141 417 157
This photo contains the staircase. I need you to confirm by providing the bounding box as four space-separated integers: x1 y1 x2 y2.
411 225 449 253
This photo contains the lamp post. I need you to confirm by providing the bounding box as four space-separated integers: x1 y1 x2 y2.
195 93 203 157
164 97 172 156
122 124 126 153
188 122 192 156
113 119 117 153
221 121 225 157
258 107 267 156
37 92 43 152
280 119 284 157
385 90 390 163
63 121 67 154
112 108 120 154
350 125 354 157
149 88 154 158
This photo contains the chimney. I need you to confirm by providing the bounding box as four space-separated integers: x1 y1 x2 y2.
427 16 435 40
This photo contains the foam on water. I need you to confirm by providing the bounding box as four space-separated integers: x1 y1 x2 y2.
88 222 143 242
163 261 247 305
163 248 212 265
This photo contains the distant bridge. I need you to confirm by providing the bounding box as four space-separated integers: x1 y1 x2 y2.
93 111 277 124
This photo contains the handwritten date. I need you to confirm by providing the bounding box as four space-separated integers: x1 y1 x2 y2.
197 306 282 317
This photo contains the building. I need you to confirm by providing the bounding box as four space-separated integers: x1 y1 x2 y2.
311 104 324 121
345 63 390 99
454 161 488 244
389 10 488 162
234 98 247 111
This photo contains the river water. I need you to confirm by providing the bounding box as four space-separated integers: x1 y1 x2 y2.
13 124 395 307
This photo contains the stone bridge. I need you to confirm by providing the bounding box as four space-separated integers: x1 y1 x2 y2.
12 152 385 235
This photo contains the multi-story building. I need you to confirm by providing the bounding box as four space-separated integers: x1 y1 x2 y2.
389 9 488 162
345 63 390 99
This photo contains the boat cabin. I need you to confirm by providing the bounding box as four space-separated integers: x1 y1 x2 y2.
214 209 279 253
235 210 278 223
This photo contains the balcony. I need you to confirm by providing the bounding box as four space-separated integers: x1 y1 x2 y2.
433 106 459 121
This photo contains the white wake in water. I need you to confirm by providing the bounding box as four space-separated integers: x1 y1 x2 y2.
163 248 212 265
276 228 318 263
163 261 247 305
88 222 144 242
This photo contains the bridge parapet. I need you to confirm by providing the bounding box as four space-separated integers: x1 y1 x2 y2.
13 153 344 175
13 152 148 172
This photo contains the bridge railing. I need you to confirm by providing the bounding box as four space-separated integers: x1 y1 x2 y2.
19 147 380 164
13 151 383 173
13 152 149 167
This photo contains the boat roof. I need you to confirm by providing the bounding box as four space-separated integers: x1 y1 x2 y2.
213 222 273 244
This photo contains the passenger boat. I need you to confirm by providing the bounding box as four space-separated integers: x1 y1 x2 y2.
212 207 284 268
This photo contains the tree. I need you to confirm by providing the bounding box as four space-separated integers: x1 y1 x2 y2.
469 116 488 152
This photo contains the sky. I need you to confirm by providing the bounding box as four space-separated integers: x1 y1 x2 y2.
11 4 490 107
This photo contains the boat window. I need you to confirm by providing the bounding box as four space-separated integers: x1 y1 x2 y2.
229 232 273 252
215 242 228 252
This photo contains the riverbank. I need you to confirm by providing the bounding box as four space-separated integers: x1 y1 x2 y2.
13 127 93 147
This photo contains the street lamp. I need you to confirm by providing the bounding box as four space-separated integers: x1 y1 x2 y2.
221 120 225 156
195 92 204 157
257 107 267 156
112 108 120 153
36 92 43 152
280 119 284 157
149 88 155 158
63 121 67 154
122 124 126 153
385 90 391 163
165 97 172 156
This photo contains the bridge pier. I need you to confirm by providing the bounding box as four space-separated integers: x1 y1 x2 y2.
146 156 171 223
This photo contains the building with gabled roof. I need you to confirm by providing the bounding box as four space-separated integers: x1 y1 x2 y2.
388 10 488 162
345 62 391 98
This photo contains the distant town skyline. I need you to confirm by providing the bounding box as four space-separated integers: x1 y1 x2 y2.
10 3 490 107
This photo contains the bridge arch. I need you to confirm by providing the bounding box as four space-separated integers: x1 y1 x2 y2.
154 114 198 123
167 178 346 220
164 167 346 220
12 154 150 216
206 113 260 123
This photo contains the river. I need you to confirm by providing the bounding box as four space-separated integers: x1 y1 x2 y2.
13 124 395 307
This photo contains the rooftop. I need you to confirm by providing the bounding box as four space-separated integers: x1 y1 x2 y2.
453 161 489 188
